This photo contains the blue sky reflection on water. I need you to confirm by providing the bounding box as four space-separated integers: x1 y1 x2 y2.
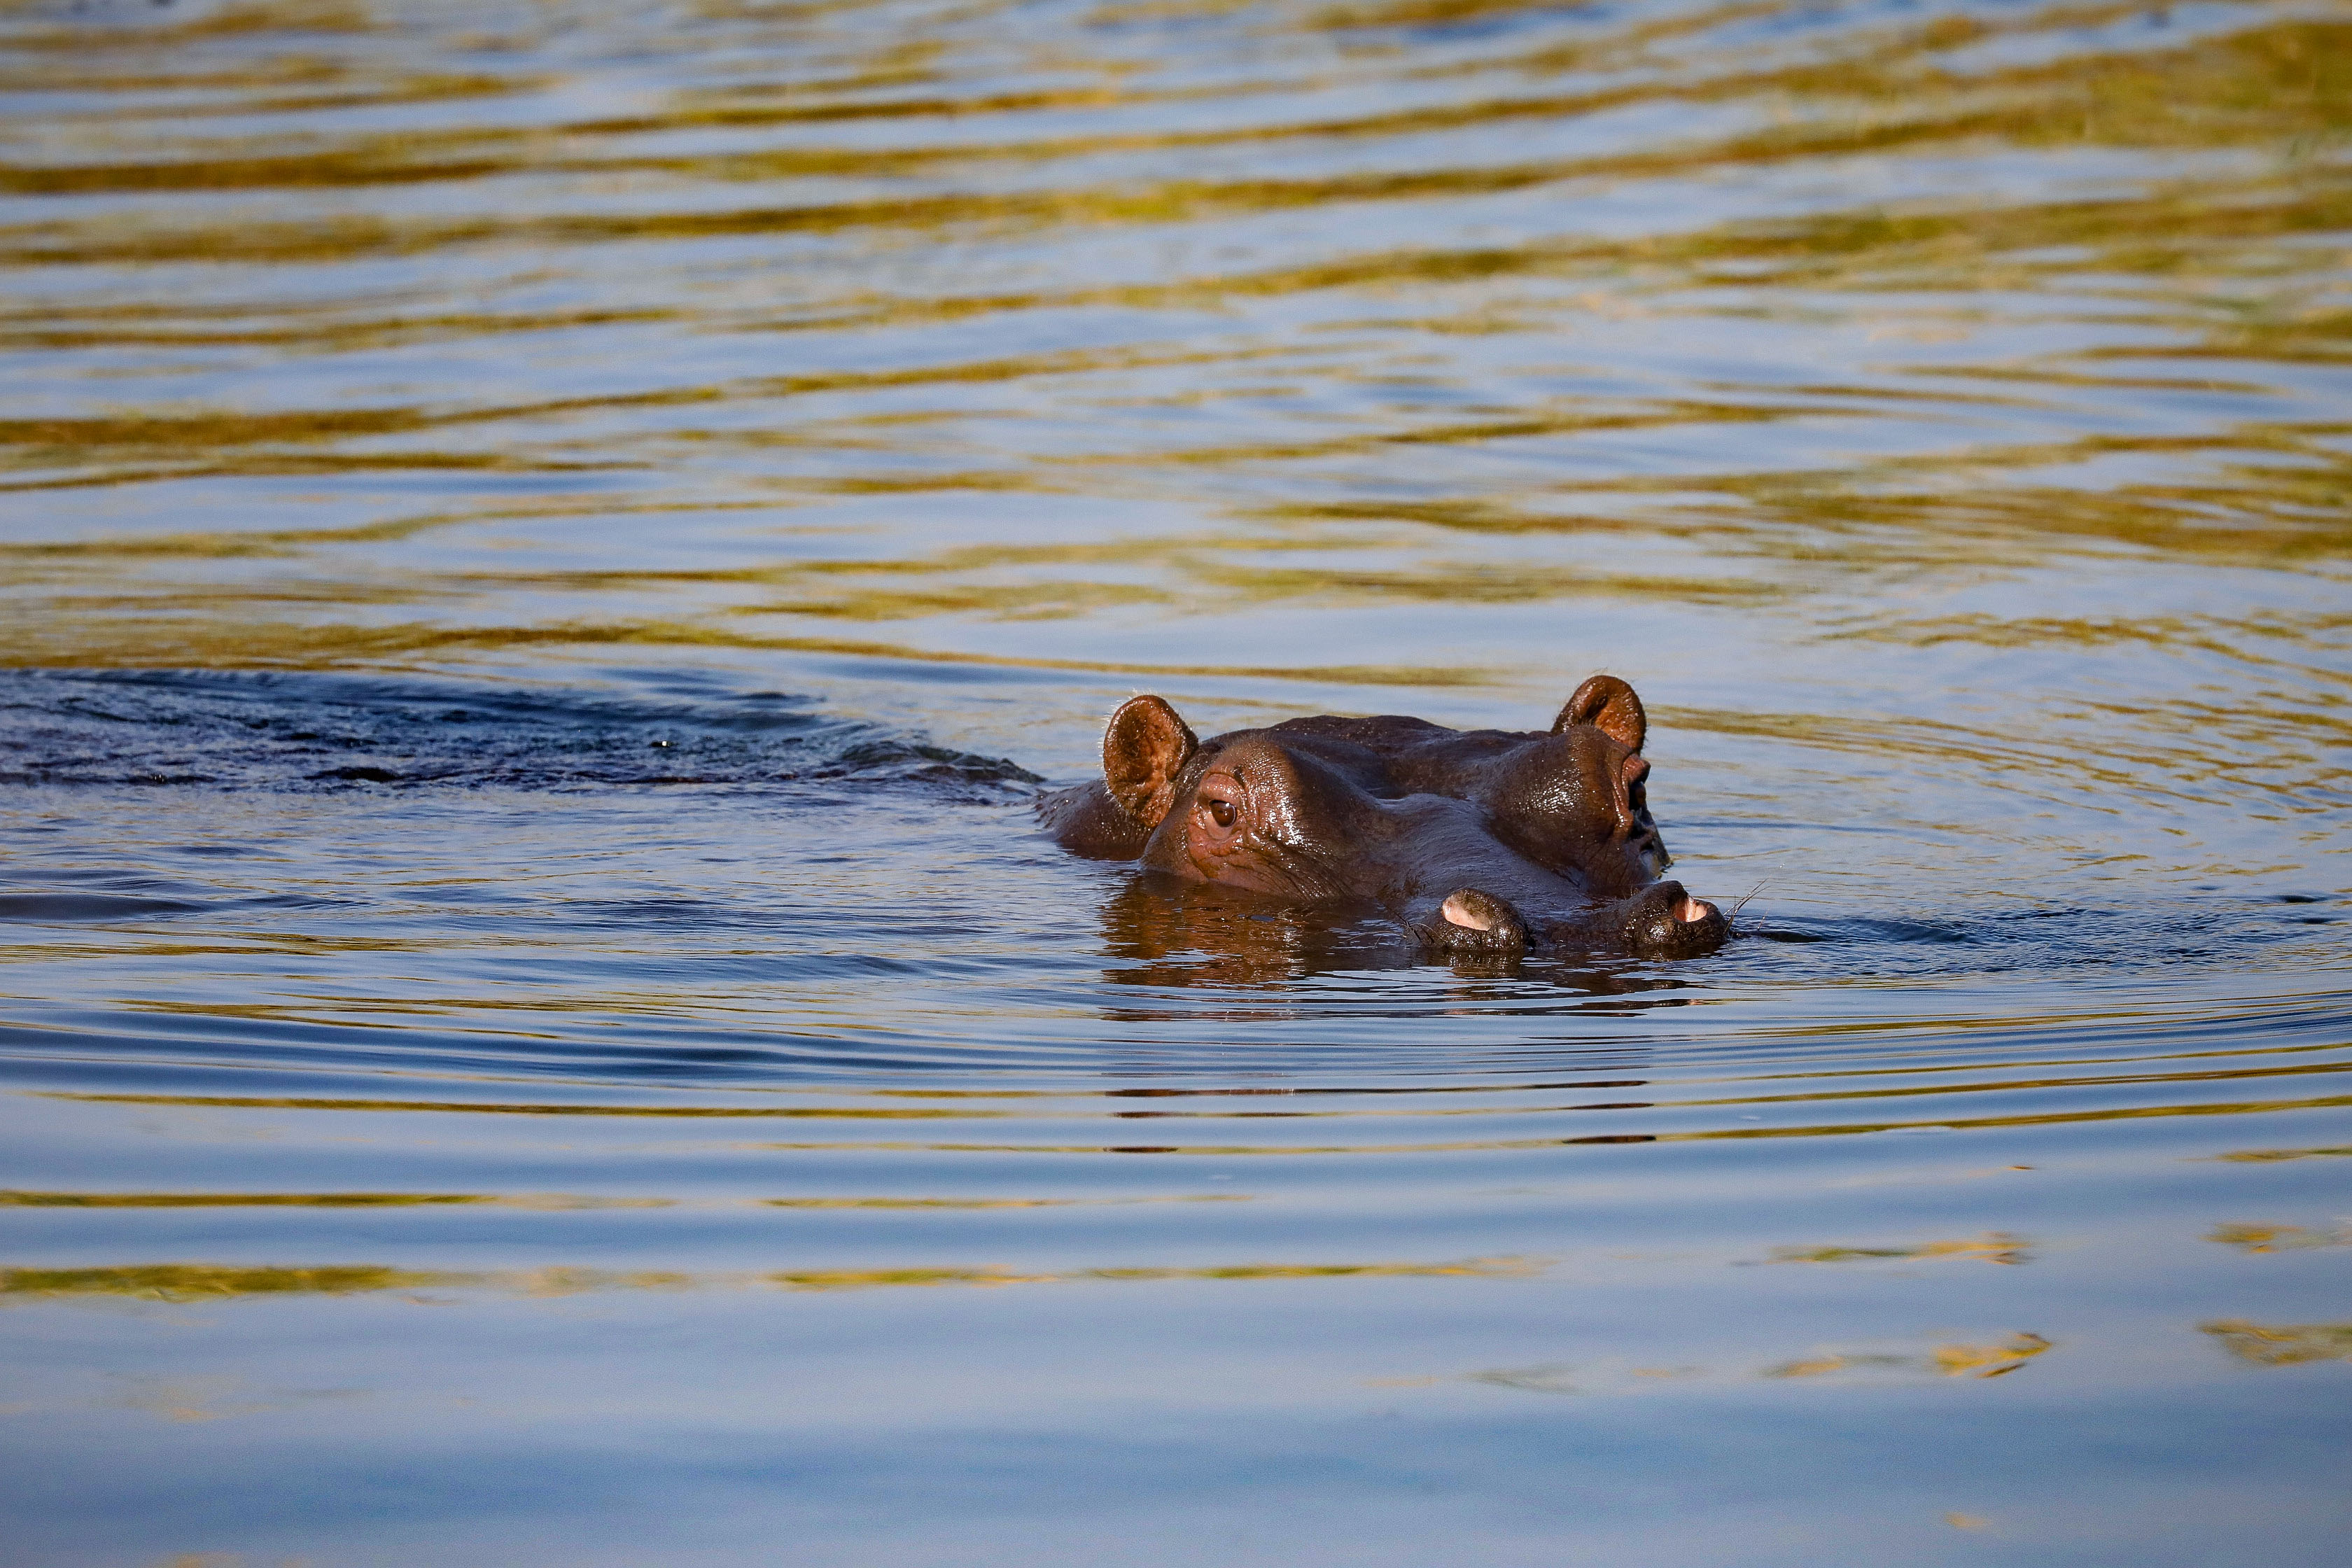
0 0 2348 1562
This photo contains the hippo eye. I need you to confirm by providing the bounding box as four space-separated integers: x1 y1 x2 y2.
1205 796 1238 828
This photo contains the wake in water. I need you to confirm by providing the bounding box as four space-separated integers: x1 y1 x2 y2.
0 668 1039 794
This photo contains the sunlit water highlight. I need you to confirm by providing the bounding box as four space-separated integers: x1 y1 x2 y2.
0 0 2347 1562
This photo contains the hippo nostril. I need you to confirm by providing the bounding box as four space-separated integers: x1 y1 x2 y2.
1441 892 1492 932
1430 888 1529 958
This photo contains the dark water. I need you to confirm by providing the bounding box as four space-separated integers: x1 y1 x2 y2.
2 0 2348 1562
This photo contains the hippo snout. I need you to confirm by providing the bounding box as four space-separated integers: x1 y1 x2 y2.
1620 880 1728 959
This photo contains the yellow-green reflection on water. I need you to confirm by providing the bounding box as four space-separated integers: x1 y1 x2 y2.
1761 1331 2053 1380
1 1 2346 704
0 1190 492 1208
1765 1231 2033 1265
2205 1221 2352 1252
2200 1319 2352 1366
0 1254 1541 1301
2213 1143 2352 1162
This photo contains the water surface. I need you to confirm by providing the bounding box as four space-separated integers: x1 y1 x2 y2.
1 0 2348 1562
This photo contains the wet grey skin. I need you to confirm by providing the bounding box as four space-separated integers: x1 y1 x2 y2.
1038 675 1728 962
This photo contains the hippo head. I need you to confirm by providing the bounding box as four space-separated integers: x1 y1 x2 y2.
1040 676 1728 962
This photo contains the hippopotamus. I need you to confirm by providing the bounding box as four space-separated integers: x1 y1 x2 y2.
1039 675 1728 962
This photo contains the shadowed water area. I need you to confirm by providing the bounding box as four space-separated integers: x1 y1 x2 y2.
1 0 2348 1561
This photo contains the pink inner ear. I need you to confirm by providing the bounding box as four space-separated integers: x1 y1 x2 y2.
1102 695 1198 825
1555 675 1647 752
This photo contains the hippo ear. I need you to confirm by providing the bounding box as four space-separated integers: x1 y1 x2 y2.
1102 694 1199 828
1554 674 1647 752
